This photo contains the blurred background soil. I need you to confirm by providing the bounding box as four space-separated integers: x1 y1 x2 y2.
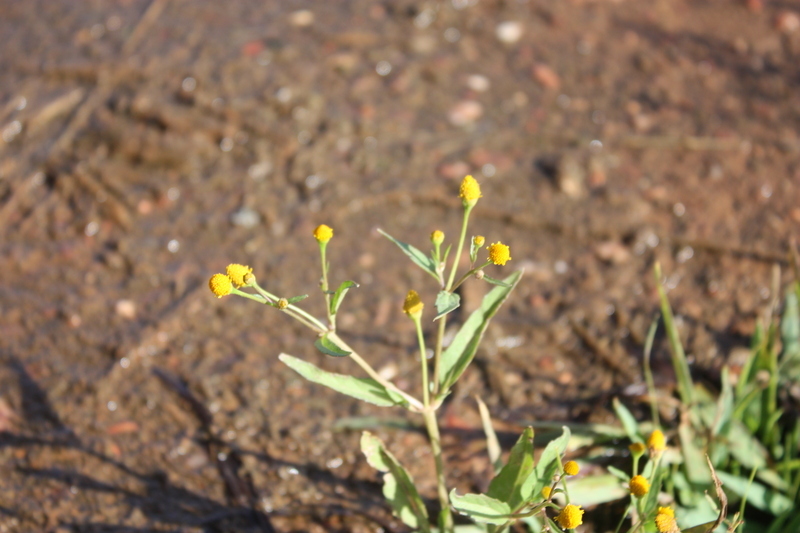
1 0 799 531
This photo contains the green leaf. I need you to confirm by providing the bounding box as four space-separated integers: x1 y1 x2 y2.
679 420 711 484
612 398 642 443
520 427 571 502
361 432 430 531
450 490 511 525
487 427 535 510
476 397 503 472
567 474 629 507
727 419 768 470
682 521 722 533
780 285 800 361
314 334 351 357
435 291 461 321
378 229 439 281
286 294 309 304
607 466 629 482
715 471 793 514
279 354 403 407
439 270 522 391
329 281 358 316
482 275 511 287
654 262 695 405
534 426 571 483
712 366 734 437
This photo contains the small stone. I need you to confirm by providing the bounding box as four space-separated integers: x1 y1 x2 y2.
466 74 490 92
248 161 272 181
115 299 136 319
533 64 561 90
231 207 260 228
448 100 483 126
496 21 523 44
290 10 314 27
107 420 140 435
556 154 585 198
438 160 471 180
593 241 631 264
776 11 800 33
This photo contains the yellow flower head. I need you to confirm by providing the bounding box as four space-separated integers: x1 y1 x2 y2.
629 442 646 456
655 507 679 533
209 274 233 298
431 230 445 245
226 263 253 288
556 504 584 530
403 290 424 318
277 298 289 310
648 429 666 454
459 175 482 206
629 475 650 498
541 486 552 499
314 224 334 243
473 235 485 247
563 460 580 476
487 242 511 266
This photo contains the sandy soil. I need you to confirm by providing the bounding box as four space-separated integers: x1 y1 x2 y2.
1 0 799 531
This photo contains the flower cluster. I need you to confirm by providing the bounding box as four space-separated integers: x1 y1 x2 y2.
629 475 650 497
487 242 511 266
655 506 679 533
208 263 253 297
556 504 584 529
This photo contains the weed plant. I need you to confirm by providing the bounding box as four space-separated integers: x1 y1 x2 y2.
207 177 764 532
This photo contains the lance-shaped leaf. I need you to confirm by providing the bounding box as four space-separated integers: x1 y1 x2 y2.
286 294 308 304
450 490 511 525
379 229 439 281
487 427 534 510
435 291 461 321
329 280 358 316
482 275 511 288
279 354 404 407
314 334 351 357
439 271 522 392
361 432 430 531
612 398 642 443
521 426 571 502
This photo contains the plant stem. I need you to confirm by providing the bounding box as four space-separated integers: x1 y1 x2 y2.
451 261 491 292
252 282 328 332
435 204 474 398
432 317 446 395
326 332 424 411
446 204 473 290
319 242 332 326
422 407 453 533
414 317 430 408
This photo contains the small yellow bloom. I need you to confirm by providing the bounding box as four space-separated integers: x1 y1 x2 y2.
629 442 646 455
431 230 445 245
541 486 552 499
209 274 233 298
629 475 650 498
313 224 334 243
473 235 485 247
226 263 253 288
277 298 289 310
459 175 482 206
556 504 584 530
655 507 679 533
563 461 580 476
403 290 424 318
648 429 666 454
487 242 511 266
